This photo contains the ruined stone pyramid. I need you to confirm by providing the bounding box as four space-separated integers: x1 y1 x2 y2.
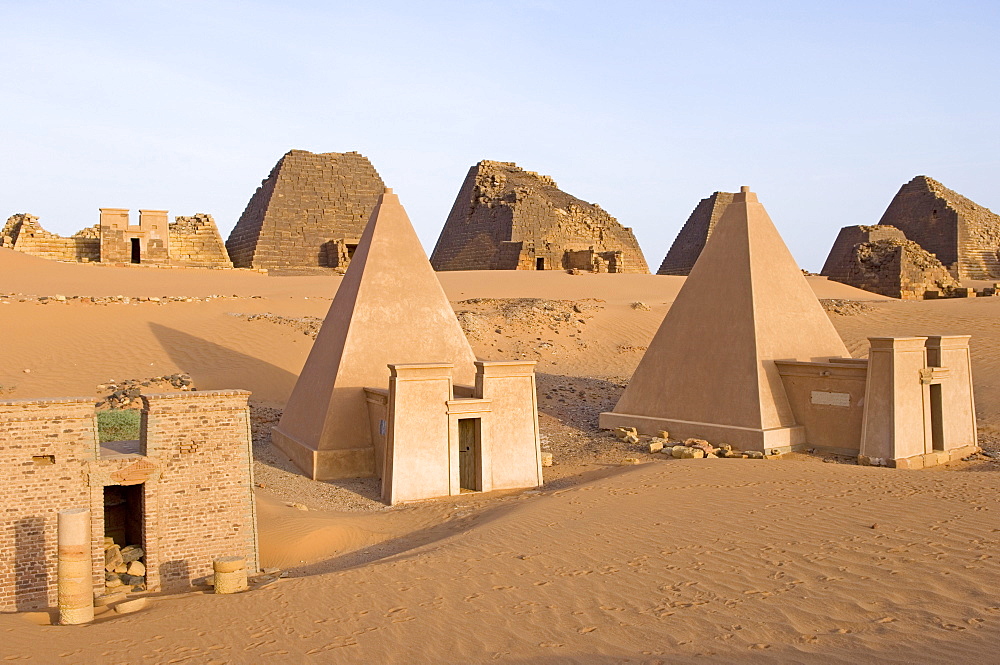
878 175 1000 280
225 149 385 270
657 191 735 275
600 187 850 451
430 160 649 273
271 189 478 480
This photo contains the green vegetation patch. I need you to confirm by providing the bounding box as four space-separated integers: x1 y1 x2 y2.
97 409 142 443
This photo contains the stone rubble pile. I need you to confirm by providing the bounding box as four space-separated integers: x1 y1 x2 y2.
97 374 195 409
0 293 265 305
613 427 766 460
103 539 146 593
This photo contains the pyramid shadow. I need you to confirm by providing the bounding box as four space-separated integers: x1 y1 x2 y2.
148 323 298 396
149 323 302 475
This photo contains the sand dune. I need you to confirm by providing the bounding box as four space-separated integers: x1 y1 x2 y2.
1 250 998 663
2 461 999 663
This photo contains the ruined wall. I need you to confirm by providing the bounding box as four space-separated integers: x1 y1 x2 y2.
168 214 233 268
820 225 908 282
225 149 386 269
430 161 649 273
1 214 100 262
836 237 960 299
878 176 1000 280
657 192 735 275
0 391 257 612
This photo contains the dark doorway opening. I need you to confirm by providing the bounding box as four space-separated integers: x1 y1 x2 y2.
130 238 141 264
104 484 146 589
930 384 945 451
346 244 358 260
104 484 143 547
536 257 545 270
458 418 481 492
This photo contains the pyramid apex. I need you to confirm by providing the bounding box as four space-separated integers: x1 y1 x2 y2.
734 185 758 203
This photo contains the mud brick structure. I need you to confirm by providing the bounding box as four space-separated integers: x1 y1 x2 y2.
2 210 232 268
168 214 233 268
225 149 386 270
821 225 960 299
430 161 649 273
1 214 100 262
657 191 735 275
0 390 258 612
878 176 1000 280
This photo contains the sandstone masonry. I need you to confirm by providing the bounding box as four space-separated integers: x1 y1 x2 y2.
657 191 735 275
878 175 1000 280
0 390 258 612
2 210 233 268
430 161 649 273
225 150 386 270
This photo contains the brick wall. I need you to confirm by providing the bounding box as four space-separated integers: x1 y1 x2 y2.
430 161 649 273
0 398 98 611
225 149 386 269
657 192 735 275
0 390 257 611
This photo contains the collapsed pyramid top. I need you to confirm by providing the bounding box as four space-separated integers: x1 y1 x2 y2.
273 188 478 479
430 160 649 273
878 175 1000 280
609 186 849 434
225 149 386 270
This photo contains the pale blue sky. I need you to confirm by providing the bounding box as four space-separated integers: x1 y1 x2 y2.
3 0 998 270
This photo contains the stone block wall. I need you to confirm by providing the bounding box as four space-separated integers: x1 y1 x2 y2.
1 214 100 262
430 161 649 273
168 214 233 268
821 226 959 299
99 209 170 265
225 149 386 269
0 390 257 612
657 191 735 275
879 176 1000 280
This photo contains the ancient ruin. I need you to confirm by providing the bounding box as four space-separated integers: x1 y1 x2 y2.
225 149 386 271
273 189 543 501
657 191 735 275
601 187 979 467
821 225 960 299
0 391 258 612
430 160 649 273
877 175 1000 280
1 210 233 268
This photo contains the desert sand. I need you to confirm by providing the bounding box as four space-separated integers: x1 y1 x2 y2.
1 248 999 664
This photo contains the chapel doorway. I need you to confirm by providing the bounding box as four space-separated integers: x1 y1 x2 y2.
130 238 141 264
458 418 481 492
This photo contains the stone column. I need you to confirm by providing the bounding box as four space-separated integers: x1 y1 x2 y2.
213 557 248 594
58 508 94 625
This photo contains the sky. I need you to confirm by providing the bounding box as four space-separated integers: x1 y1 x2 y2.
2 0 998 271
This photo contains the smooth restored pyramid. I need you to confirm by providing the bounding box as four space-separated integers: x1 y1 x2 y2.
600 187 850 452
272 189 478 480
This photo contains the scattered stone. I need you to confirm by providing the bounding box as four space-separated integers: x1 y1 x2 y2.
540 452 553 467
113 598 147 614
94 591 127 607
104 545 123 571
621 457 642 465
671 445 687 459
120 545 144 563
648 441 664 453
630 302 651 310
127 561 145 577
